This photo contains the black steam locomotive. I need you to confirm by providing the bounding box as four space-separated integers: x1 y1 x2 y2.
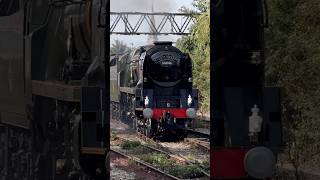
211 0 283 179
0 0 108 179
111 42 198 140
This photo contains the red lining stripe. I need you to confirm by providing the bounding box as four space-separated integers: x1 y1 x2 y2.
211 148 248 178
151 108 187 119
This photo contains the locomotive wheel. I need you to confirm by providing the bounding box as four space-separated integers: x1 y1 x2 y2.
136 118 144 134
111 102 120 121
79 154 107 180
178 129 187 140
145 118 152 138
32 97 57 180
133 116 138 132
0 125 33 180
32 96 86 180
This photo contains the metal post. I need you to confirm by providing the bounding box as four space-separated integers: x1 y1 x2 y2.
110 12 198 35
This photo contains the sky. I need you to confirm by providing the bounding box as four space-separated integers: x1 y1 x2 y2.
110 0 195 47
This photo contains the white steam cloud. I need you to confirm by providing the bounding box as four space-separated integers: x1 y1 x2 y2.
110 0 194 46
111 0 176 12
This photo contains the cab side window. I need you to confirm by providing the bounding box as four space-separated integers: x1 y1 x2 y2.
0 0 19 16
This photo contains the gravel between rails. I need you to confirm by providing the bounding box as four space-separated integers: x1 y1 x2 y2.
112 132 210 178
110 150 173 180
111 149 180 180
110 118 210 179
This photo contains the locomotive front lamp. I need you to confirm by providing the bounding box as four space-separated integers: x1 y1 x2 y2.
248 104 263 142
187 94 192 107
144 96 150 107
249 104 263 133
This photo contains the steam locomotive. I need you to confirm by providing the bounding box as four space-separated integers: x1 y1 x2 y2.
0 0 108 179
212 0 283 179
111 41 198 140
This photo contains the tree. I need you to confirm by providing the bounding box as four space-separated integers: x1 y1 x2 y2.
265 0 320 178
110 39 132 55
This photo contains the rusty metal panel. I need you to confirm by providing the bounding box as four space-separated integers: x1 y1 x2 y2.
81 147 106 155
119 87 135 94
32 80 80 102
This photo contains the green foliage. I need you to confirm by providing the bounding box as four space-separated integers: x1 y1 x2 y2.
201 159 210 172
140 153 173 169
191 0 210 13
266 0 320 173
169 164 203 179
120 140 141 150
111 133 118 141
139 153 203 179
177 0 210 113
179 0 209 13
127 159 137 166
110 39 132 55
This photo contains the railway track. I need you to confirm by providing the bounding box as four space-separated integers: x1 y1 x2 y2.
183 127 210 152
110 149 180 180
110 118 210 178
140 131 210 173
185 128 210 139
184 138 209 151
112 133 210 179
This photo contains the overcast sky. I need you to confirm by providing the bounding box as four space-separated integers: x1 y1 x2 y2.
110 0 195 47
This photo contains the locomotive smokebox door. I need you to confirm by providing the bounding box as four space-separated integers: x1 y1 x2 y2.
80 86 106 148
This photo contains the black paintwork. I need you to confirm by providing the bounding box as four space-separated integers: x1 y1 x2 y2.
0 0 107 179
211 0 282 151
142 43 195 109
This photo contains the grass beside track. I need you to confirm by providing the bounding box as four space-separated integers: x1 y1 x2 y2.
140 153 203 179
117 139 205 179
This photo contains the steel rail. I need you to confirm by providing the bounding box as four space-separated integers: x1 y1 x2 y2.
110 148 181 180
185 128 210 139
116 135 210 178
184 138 210 151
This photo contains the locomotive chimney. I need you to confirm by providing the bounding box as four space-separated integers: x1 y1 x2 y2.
147 2 158 44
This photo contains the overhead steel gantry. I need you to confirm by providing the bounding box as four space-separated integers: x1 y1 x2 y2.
110 12 198 35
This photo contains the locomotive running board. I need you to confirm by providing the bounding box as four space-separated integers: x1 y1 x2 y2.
81 147 106 155
32 80 80 102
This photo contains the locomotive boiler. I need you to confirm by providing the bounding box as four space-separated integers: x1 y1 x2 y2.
0 0 108 179
111 41 198 140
